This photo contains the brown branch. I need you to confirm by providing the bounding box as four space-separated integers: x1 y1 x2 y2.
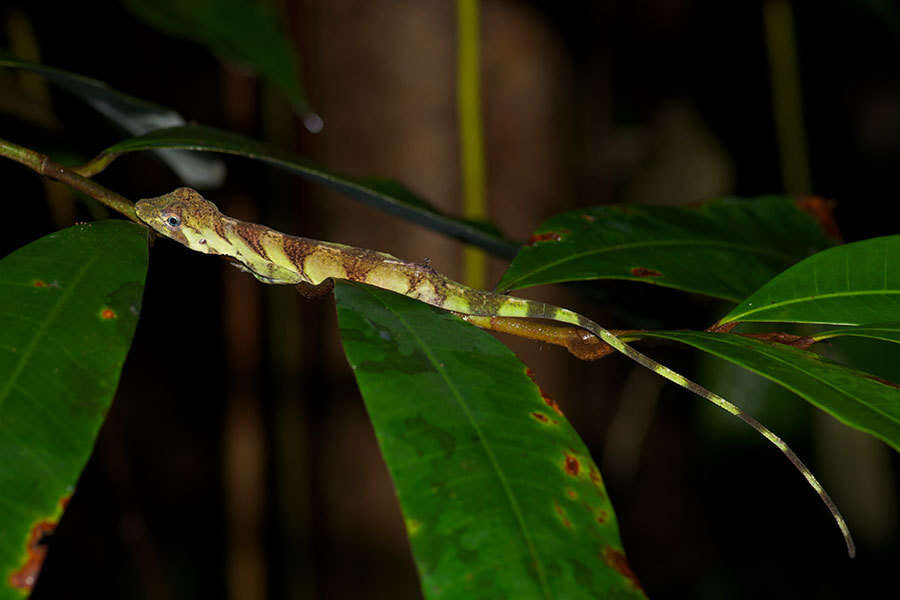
0 136 137 222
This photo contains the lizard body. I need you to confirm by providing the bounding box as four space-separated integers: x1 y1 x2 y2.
135 187 854 556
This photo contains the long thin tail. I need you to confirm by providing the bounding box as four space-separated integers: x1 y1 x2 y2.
508 299 856 557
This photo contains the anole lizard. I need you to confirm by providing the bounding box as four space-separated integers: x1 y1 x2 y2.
136 187 854 556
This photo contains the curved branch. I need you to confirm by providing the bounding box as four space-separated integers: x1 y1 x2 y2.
0 137 137 222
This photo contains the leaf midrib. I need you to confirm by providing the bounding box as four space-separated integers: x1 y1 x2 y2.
725 289 900 323
0 250 100 414
501 238 792 290
361 284 552 600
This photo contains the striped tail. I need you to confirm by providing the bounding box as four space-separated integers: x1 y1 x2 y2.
495 297 856 557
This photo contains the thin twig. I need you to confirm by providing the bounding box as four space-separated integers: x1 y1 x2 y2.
0 136 138 221
71 151 121 178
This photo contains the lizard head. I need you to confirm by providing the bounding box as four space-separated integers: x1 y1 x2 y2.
135 187 221 253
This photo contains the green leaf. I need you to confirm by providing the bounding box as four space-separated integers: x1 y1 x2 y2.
814 323 900 345
719 235 900 325
829 337 900 387
103 125 520 258
0 221 147 596
122 0 313 120
496 197 835 301
627 330 900 452
0 54 225 188
334 281 644 600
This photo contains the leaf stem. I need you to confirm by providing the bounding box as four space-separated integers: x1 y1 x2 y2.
0 137 138 222
71 151 122 178
763 0 812 195
457 0 489 288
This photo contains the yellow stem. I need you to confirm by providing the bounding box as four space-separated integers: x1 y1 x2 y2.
457 0 488 288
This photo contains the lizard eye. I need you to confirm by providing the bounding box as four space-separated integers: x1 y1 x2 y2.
165 215 181 228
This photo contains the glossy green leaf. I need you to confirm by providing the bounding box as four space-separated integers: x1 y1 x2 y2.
0 54 225 188
814 323 900 345
719 235 900 325
334 281 644 600
627 330 900 452
0 221 147 596
103 125 519 258
829 337 900 388
122 0 313 120
496 197 835 301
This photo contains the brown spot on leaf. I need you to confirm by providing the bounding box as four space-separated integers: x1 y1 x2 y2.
542 394 564 417
566 489 577 500
531 411 549 423
530 411 556 425
596 510 608 525
524 368 566 417
10 491 73 589
581 213 596 222
527 232 562 245
589 467 607 499
602 547 644 593
9 492 72 590
100 308 117 320
631 267 662 277
564 453 580 477
33 280 47 288
553 503 573 528
796 196 842 241
527 228 569 245
9 521 56 591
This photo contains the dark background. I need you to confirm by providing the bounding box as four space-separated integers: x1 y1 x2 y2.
1 1 898 598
